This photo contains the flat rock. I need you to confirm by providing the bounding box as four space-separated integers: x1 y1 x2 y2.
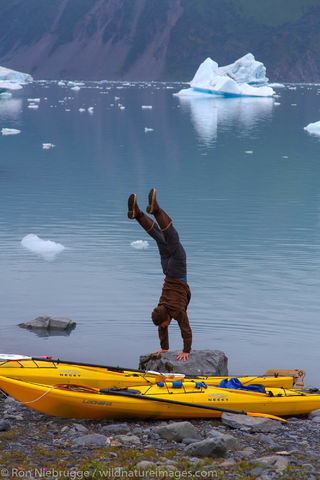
18 316 76 331
221 413 284 433
139 349 228 376
184 438 227 458
101 423 130 434
252 455 290 471
115 434 141 445
156 421 201 442
74 433 107 446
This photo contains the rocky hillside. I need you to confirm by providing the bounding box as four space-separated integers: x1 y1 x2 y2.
0 0 319 82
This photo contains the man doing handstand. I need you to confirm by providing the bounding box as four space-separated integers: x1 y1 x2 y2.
128 189 192 361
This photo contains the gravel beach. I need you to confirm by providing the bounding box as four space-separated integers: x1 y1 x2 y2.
1 392 320 480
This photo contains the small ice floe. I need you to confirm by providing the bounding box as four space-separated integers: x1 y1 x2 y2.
65 108 71 112
144 127 154 133
28 104 39 109
71 86 81 91
68 81 84 87
78 108 86 112
87 107 94 114
282 155 289 159
114 96 120 101
130 240 149 250
304 121 320 136
58 81 66 86
291 104 297 106
27 98 40 103
21 234 65 261
118 104 126 110
274 102 281 106
141 105 152 109
1 128 21 135
245 150 253 154
269 83 285 88
42 143 55 150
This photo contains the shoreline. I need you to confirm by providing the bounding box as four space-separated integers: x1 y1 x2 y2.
1 394 319 479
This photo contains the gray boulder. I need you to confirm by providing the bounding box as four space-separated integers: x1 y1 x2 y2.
309 409 320 419
0 420 11 431
184 438 227 458
207 429 240 450
221 413 284 433
18 316 76 331
156 421 201 442
74 433 107 446
101 423 130 434
139 350 228 376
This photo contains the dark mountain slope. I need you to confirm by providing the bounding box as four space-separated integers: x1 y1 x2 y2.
0 0 319 81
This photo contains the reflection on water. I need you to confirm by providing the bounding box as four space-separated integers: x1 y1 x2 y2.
0 97 23 119
178 95 274 145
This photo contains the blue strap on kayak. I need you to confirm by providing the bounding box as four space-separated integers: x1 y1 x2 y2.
194 381 208 389
218 377 265 393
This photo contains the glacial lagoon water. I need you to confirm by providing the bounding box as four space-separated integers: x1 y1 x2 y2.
0 81 319 385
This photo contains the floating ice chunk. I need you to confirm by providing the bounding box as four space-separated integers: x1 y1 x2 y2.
58 81 66 86
27 98 40 103
71 86 80 91
304 121 320 136
269 83 285 88
141 105 153 109
79 108 86 112
185 54 274 98
87 107 94 114
131 240 149 250
0 66 33 84
245 150 253 154
28 104 39 109
42 143 55 150
0 81 23 91
21 234 65 261
274 102 281 106
144 127 154 132
68 81 84 87
1 128 21 135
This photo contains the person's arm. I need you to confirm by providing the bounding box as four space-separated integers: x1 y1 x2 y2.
157 325 169 351
175 311 192 360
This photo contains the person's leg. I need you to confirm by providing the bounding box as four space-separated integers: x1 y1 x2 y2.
128 194 170 274
146 189 187 279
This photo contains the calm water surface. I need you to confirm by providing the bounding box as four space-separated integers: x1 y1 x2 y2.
0 81 319 384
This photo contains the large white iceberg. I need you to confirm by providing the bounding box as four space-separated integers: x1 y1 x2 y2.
176 54 274 98
304 121 320 136
0 66 33 84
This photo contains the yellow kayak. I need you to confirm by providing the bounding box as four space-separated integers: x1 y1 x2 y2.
0 355 302 389
0 375 318 420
